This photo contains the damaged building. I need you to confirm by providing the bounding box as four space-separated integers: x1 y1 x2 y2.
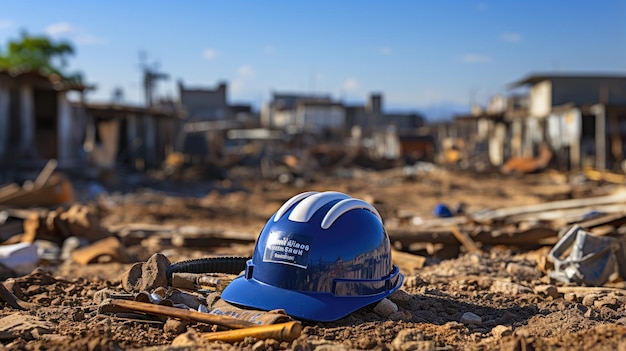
0 68 184 183
0 69 91 177
441 73 626 173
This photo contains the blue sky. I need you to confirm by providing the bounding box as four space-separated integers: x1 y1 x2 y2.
0 1 624 119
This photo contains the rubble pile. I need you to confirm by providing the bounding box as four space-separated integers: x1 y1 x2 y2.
0 166 626 350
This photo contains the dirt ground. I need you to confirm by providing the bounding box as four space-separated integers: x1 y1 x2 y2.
2 165 626 350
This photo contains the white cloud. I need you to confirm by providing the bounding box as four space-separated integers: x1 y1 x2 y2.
237 64 255 78
500 32 522 42
232 64 256 94
379 46 392 56
263 45 275 55
46 22 72 36
342 78 361 92
462 54 492 63
45 22 106 45
0 20 14 30
203 48 218 60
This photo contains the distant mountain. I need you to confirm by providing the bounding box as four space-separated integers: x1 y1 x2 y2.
385 101 469 122
418 101 469 122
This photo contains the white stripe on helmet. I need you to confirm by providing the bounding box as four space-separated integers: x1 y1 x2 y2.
275 191 382 229
288 192 350 223
321 198 382 229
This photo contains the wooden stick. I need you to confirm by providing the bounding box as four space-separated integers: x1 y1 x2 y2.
450 225 482 254
104 299 256 329
201 321 302 343
34 159 58 188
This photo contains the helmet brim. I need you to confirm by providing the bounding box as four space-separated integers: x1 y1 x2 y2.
221 268 404 322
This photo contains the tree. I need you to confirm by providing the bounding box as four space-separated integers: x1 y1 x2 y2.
0 32 83 83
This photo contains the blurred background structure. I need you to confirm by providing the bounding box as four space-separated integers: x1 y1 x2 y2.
0 1 625 183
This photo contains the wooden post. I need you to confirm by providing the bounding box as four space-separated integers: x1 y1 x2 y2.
57 92 72 167
19 85 34 155
0 82 9 158
593 104 606 170
144 114 156 168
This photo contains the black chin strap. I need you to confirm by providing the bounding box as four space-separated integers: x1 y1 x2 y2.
166 256 250 283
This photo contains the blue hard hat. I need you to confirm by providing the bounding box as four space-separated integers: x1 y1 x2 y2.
221 191 404 322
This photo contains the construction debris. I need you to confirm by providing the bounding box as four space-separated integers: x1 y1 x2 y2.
0 165 626 350
549 225 626 286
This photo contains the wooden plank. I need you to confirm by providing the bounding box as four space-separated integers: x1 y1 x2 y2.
387 226 557 247
391 248 426 273
504 205 626 225
474 189 626 222
0 184 21 204
577 212 626 230
556 286 626 295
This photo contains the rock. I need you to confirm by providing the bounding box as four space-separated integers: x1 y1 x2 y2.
172 329 206 347
310 340 348 351
506 262 542 281
164 318 189 335
460 312 482 325
533 284 559 299
582 293 601 307
392 329 438 351
490 280 533 295
492 325 512 338
564 293 578 302
121 253 171 293
357 335 378 349
584 308 598 319
92 288 123 304
595 296 620 311
389 310 413 321
373 298 398 318
389 289 412 305
252 340 266 351
264 338 281 350
411 309 437 323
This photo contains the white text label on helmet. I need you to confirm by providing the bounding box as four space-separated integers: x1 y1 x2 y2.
263 231 312 269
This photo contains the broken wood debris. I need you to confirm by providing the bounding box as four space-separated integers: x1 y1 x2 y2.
100 299 257 329
449 225 482 254
0 160 74 207
390 187 626 254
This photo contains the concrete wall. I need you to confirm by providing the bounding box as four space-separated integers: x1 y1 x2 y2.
296 105 345 132
551 77 626 106
529 80 552 117
180 83 228 121
272 110 295 128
